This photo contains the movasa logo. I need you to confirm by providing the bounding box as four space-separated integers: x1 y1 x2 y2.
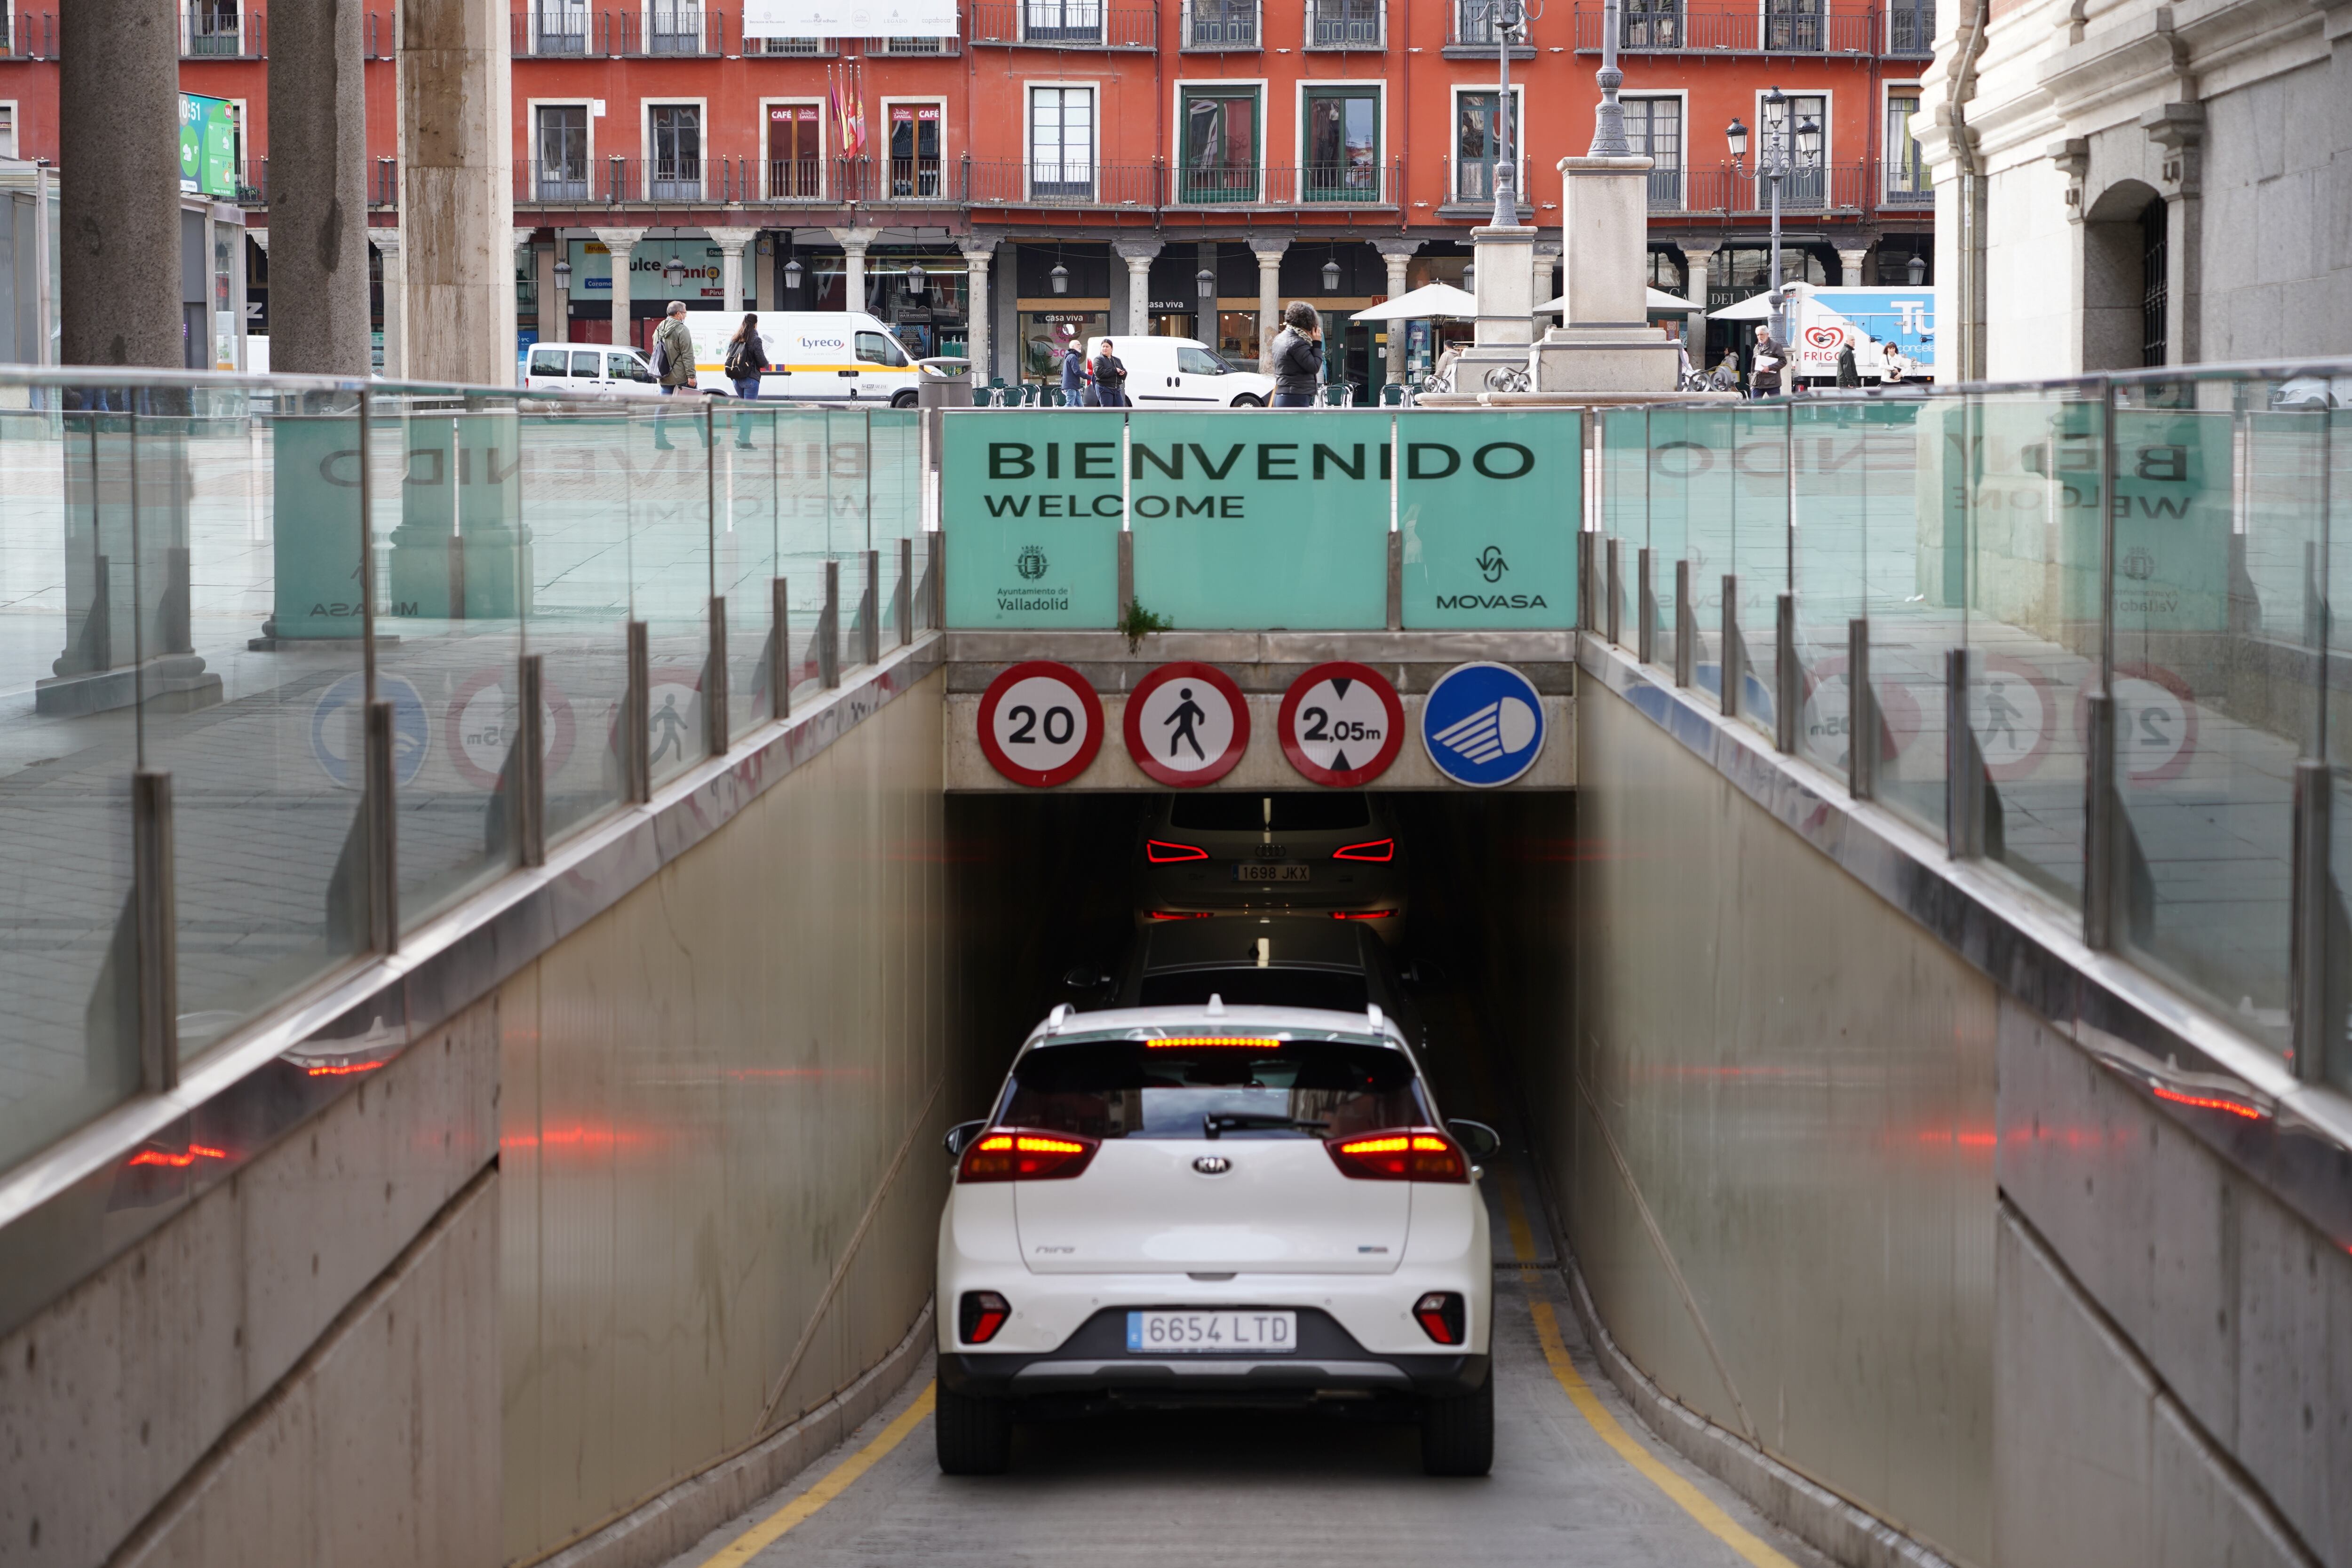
1435 593 1549 609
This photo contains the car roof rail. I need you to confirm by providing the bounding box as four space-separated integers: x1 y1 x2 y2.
1366 1003 1384 1035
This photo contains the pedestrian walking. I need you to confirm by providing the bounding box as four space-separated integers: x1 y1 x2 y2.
1880 341 1911 383
1058 341 1087 407
1748 325 1785 400
1836 339 1860 388
1268 302 1324 408
651 300 699 451
1092 339 1129 408
724 312 770 449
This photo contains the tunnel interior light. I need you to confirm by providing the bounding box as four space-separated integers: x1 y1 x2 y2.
959 1128 1099 1182
1146 839 1209 863
1331 838 1394 862
1330 909 1396 920
1327 1128 1468 1183
1413 1291 1466 1346
960 1290 1012 1344
127 1143 230 1169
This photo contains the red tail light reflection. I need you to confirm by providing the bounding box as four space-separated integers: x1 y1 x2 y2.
1332 838 1394 862
1146 839 1209 863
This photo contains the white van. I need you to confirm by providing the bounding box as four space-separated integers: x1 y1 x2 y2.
522 342 664 398
1082 335 1274 408
682 311 922 404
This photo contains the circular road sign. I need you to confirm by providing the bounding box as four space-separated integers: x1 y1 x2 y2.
1277 662 1404 788
1421 662 1547 787
2075 663 2199 785
977 660 1104 788
1968 655 2055 781
311 671 429 790
1797 656 1924 774
446 666 578 790
1123 662 1249 787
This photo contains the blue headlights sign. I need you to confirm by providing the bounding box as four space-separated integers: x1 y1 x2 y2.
1420 663 1545 787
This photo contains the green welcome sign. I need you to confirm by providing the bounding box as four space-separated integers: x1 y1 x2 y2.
943 410 1123 628
180 93 238 199
941 409 1581 632
1398 410 1578 629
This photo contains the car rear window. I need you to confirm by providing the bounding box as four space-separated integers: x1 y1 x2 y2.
1165 794 1373 832
1136 969 1368 1013
1003 1039 1420 1140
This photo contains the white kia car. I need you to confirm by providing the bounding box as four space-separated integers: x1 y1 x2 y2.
934 999 1498 1476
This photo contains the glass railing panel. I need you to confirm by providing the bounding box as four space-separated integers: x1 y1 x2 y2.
1790 397 1889 772
375 395 528 929
1641 406 1692 666
715 401 782 733
868 407 922 551
1726 404 1787 731
521 398 634 847
148 387 369 1059
2106 374 2315 1057
1956 387 2104 907
1667 405 1732 689
0 385 144 1164
774 404 847 689
2326 386 2352 1089
1870 385 1969 841
1599 407 1647 644
626 403 714 789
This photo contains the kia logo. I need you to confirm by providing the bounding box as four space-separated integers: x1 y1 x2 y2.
1192 1156 1232 1175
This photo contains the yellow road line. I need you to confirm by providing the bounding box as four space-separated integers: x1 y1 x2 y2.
699 1383 936 1567
1494 1158 1540 1265
1530 1302 1797 1568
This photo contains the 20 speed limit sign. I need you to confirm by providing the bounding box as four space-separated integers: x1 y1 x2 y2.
977 660 1104 787
1277 662 1404 787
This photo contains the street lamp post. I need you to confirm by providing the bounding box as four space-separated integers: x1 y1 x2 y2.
1478 0 1545 227
1726 88 1819 356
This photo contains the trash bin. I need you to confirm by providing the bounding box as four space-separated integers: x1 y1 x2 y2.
915 356 973 410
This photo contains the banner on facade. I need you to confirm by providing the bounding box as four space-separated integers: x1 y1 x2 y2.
743 0 959 37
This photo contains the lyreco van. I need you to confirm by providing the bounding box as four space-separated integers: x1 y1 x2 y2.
679 310 921 404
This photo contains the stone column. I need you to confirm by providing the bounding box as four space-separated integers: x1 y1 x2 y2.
533 237 559 341
373 227 405 376
2144 103 2205 367
58 0 181 367
1373 238 1418 386
832 227 877 313
594 226 644 349
1534 237 1563 325
959 236 997 381
707 226 761 315
754 236 776 311
1115 238 1162 337
266 0 369 374
400 0 516 384
514 228 538 343
1250 239 1289 369
1680 238 1721 364
1530 156 1678 395
1838 246 1871 286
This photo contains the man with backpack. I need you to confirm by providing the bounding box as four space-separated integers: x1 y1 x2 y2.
651 301 699 451
1058 339 1088 406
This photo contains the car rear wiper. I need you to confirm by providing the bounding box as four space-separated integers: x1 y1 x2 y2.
1202 1113 1329 1140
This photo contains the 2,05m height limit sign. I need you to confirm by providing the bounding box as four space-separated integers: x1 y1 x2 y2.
1277 662 1403 788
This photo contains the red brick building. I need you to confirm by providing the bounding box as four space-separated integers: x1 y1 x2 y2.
0 0 1933 384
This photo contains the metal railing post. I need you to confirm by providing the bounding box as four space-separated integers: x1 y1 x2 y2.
515 655 546 867
1774 593 1799 752
1847 617 1874 798
1606 538 1623 646
1720 574 1741 718
1945 646 1982 859
1673 558 1694 687
2083 691 2116 948
365 699 400 950
861 548 881 665
820 559 842 688
707 594 730 756
1577 530 1596 632
771 577 792 719
624 620 651 803
2290 758 2334 1083
1637 547 1655 665
897 536 914 647
132 769 178 1093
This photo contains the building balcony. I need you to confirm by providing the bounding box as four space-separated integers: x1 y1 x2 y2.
237 157 400 210
3 11 56 58
1304 0 1384 49
1444 0 1535 56
743 33 835 55
1181 0 1260 48
183 3 260 58
510 6 725 57
1637 160 1932 216
969 0 1160 48
1572 2 1926 55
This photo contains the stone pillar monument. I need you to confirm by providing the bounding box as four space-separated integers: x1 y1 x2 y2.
1530 158 1680 394
1452 224 1539 394
398 0 516 385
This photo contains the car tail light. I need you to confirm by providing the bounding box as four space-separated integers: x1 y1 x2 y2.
1147 910 1214 921
958 1127 1099 1183
960 1291 1012 1345
1413 1291 1467 1346
1330 909 1396 920
1332 838 1395 862
1146 839 1209 863
1326 1128 1469 1183
1147 1036 1282 1049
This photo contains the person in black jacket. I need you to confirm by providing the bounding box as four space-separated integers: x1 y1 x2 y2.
1268 301 1324 408
1092 340 1128 407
